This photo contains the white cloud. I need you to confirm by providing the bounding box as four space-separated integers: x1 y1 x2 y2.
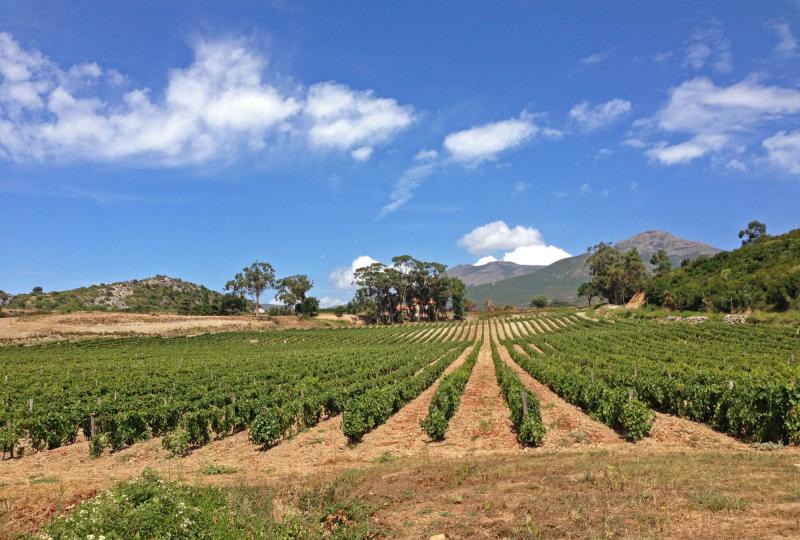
474 255 498 266
329 255 379 290
630 181 639 192
458 220 543 254
443 115 537 163
413 148 438 161
767 21 797 56
684 19 732 74
640 77 800 166
763 129 800 174
579 52 609 66
726 158 747 172
378 161 438 217
0 33 413 164
305 81 414 152
319 296 346 308
501 245 572 266
459 220 571 267
569 99 631 131
350 146 373 161
646 134 727 165
579 183 592 194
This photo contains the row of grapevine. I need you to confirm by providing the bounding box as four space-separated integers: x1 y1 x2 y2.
420 344 480 440
518 320 800 443
0 328 468 457
489 333 545 446
341 343 469 441
505 340 654 441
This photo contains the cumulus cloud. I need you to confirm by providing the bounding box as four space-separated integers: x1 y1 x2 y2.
684 19 732 74
305 81 414 153
474 255 498 266
329 255 379 290
443 115 538 163
569 99 631 131
458 220 543 254
458 220 571 266
0 33 413 164
637 77 800 168
763 129 800 174
501 245 572 266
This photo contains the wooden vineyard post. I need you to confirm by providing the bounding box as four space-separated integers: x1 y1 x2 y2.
28 398 33 413
89 413 96 439
521 390 528 417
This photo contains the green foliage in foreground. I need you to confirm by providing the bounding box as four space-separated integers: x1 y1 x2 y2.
490 335 545 446
647 228 800 312
34 469 377 539
421 342 480 440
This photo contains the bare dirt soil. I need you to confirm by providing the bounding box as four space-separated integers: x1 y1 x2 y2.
0 311 357 345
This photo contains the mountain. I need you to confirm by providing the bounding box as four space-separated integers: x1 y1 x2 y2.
466 230 721 307
448 261 544 287
6 275 230 314
647 228 800 312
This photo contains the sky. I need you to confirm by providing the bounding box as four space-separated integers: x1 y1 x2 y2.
1 1 799 305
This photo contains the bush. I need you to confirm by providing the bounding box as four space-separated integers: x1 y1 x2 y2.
530 295 549 308
89 433 109 458
249 407 290 448
162 428 191 457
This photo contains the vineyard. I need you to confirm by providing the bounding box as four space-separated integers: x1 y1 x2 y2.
2 313 800 537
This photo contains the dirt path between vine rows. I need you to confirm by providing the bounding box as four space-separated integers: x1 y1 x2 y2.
428 322 521 456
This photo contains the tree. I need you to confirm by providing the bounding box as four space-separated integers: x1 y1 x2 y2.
530 295 549 308
738 220 767 245
32 286 43 295
275 274 314 317
351 256 467 324
0 290 9 311
225 261 275 318
585 243 649 305
577 281 599 306
650 249 672 277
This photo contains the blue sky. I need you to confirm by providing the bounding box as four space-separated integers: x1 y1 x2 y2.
1 1 799 304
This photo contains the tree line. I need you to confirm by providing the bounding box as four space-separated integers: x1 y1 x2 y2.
577 221 792 312
344 255 467 324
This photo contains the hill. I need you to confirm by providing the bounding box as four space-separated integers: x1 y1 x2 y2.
647 228 800 312
447 260 544 287
5 275 233 314
466 230 721 307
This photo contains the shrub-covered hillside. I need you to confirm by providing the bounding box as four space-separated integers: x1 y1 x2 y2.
646 229 800 312
5 275 245 314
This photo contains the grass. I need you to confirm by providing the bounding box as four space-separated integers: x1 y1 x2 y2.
202 464 238 475
371 452 397 463
35 468 381 539
691 488 750 512
23 451 800 539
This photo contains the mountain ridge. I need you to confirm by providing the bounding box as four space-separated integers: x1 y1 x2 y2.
5 275 230 313
447 260 544 287
465 230 721 307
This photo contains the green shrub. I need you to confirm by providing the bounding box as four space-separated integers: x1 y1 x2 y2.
162 428 191 457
